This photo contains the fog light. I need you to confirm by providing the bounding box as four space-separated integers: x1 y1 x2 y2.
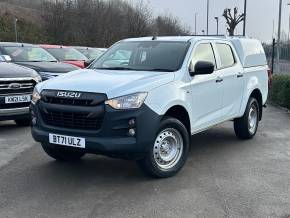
30 110 37 126
128 128 136 136
129 119 136 126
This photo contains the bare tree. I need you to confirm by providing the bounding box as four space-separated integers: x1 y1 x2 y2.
222 7 244 36
40 0 190 47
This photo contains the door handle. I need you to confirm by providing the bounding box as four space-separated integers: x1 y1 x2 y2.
216 77 223 83
237 73 244 78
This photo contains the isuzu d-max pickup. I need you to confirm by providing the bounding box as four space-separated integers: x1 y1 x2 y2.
31 36 269 178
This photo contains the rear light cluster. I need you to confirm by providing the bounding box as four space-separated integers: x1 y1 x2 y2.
267 69 273 89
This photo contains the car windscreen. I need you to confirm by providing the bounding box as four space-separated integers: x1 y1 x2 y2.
46 48 87 61
0 56 4 62
2 47 57 62
78 48 105 59
90 41 190 72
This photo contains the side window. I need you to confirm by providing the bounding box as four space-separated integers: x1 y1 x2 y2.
216 43 235 68
191 43 216 70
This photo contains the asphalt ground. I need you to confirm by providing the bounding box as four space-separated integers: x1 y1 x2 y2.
0 106 289 218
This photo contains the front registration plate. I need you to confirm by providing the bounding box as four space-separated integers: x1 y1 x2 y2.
49 133 86 148
5 95 31 104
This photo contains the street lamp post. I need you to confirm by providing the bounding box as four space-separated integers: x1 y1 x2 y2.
214 17 219 35
194 13 198 35
243 0 247 36
14 18 18 43
287 3 290 43
207 0 209 35
277 0 283 74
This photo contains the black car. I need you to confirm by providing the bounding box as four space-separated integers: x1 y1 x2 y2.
0 42 79 81
0 55 41 126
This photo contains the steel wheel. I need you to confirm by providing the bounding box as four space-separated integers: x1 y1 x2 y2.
153 128 183 170
248 103 258 135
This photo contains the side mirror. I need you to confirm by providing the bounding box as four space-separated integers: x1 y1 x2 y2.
1 55 12 62
189 61 215 76
84 59 95 68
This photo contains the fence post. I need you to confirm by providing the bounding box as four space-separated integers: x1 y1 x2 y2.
271 38 276 74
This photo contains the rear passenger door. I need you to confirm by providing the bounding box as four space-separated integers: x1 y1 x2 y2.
189 42 224 131
213 42 244 119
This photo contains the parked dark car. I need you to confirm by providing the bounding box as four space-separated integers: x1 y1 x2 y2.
0 42 79 81
0 55 41 126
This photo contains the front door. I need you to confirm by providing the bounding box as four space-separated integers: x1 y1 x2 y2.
189 42 224 132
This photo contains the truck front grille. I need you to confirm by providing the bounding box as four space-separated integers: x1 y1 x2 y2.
42 96 94 106
41 110 103 130
0 79 36 95
39 90 107 131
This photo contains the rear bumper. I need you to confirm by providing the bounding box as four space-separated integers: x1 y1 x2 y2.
31 103 161 158
0 107 30 121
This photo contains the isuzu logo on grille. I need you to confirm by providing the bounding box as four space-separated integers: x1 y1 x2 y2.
57 91 81 98
8 83 21 89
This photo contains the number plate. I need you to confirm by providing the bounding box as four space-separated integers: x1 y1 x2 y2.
5 95 31 104
49 133 86 148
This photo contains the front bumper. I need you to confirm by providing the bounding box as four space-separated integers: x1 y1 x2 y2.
0 107 30 121
31 102 161 158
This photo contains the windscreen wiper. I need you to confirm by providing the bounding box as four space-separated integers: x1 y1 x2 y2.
147 68 175 72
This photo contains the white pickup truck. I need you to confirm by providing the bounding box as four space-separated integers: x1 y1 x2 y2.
31 36 270 178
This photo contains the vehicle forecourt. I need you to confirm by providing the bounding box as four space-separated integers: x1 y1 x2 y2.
30 36 269 178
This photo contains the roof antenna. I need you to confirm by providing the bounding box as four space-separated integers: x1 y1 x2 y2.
152 35 157 40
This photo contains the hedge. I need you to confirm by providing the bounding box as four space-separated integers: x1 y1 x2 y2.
269 75 290 110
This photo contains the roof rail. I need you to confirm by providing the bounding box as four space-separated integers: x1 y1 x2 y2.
190 34 227 37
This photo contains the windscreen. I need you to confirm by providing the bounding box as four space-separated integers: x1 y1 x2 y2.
90 41 190 72
47 48 87 61
2 46 57 62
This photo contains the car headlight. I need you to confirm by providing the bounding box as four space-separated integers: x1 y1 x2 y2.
105 92 147 109
35 75 42 83
31 88 41 104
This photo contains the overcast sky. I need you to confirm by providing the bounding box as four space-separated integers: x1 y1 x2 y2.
147 0 289 42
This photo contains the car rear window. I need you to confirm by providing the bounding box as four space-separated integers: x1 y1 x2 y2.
216 43 235 68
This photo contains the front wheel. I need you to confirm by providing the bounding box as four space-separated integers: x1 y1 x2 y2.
234 97 260 140
138 117 190 178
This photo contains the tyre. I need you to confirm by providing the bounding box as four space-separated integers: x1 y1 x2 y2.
234 97 260 140
14 118 30 127
138 117 190 178
41 143 85 161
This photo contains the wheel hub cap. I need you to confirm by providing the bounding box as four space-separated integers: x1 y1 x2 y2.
248 104 258 134
153 128 183 170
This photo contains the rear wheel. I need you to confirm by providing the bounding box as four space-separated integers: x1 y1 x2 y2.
14 118 30 127
138 117 189 178
41 143 85 161
234 97 260 140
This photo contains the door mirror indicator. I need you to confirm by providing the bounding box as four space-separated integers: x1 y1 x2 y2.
189 61 215 76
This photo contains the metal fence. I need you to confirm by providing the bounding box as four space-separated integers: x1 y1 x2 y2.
264 42 290 75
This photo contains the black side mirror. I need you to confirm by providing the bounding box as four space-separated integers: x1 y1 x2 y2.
189 61 215 76
84 59 95 68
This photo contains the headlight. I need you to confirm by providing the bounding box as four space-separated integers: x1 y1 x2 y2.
35 75 42 83
31 88 41 104
105 92 147 109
